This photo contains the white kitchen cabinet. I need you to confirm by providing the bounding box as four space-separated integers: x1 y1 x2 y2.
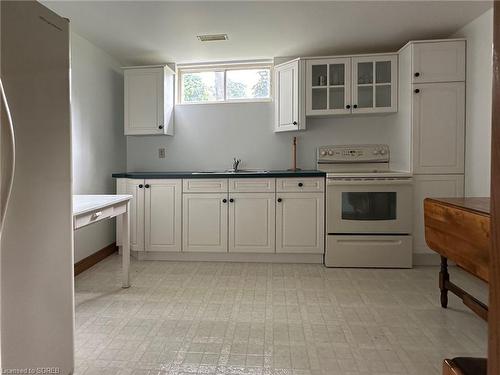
306 54 397 116
229 193 275 253
229 178 275 193
124 65 175 136
144 179 182 252
412 82 465 174
412 40 466 83
274 59 306 132
276 192 324 254
277 177 325 193
126 179 145 251
306 58 351 116
183 193 228 252
183 179 228 193
413 174 464 255
351 55 398 114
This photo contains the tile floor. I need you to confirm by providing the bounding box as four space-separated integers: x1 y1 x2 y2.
74 255 488 375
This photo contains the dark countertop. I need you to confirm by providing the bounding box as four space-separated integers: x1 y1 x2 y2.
112 170 326 179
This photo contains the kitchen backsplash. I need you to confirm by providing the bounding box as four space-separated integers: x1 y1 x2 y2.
126 101 399 172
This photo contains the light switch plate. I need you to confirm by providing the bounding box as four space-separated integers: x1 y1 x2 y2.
158 148 166 159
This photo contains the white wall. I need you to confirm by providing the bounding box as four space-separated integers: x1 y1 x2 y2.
127 103 399 171
453 8 493 197
71 33 126 262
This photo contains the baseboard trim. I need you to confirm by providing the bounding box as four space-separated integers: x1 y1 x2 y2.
129 250 324 264
74 243 118 276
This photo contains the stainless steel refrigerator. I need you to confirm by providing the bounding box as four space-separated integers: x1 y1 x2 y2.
1 1 74 373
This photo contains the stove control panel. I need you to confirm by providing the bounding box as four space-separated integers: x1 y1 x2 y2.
317 144 390 163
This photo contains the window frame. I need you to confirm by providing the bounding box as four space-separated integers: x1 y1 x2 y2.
177 61 273 105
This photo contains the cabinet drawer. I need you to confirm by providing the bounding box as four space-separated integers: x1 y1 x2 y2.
183 179 228 193
229 178 275 193
277 177 325 192
74 203 126 230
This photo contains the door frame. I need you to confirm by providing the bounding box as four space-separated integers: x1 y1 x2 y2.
489 2 500 374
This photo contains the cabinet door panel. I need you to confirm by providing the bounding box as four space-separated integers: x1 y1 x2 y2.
145 179 181 252
275 60 301 132
413 82 465 174
229 178 275 193
125 67 164 135
413 175 464 255
183 179 228 193
306 58 351 116
183 194 228 252
412 41 465 83
276 193 324 253
351 55 397 114
229 193 275 253
126 179 145 251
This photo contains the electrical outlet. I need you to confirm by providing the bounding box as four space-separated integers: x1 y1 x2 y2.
158 148 166 159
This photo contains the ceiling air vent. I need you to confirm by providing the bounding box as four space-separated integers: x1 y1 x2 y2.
197 34 228 42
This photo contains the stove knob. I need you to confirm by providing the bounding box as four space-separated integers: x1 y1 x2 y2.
373 150 379 155
320 151 327 156
380 149 387 155
328 150 334 156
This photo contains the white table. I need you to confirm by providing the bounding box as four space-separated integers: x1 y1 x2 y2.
73 195 133 288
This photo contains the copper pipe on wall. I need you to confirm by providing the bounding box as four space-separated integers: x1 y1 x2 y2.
288 136 301 171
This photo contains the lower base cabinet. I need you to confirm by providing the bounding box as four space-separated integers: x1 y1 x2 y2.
145 179 182 252
276 192 325 253
413 174 464 254
118 177 326 257
117 179 182 252
229 193 275 253
126 179 144 252
183 193 228 252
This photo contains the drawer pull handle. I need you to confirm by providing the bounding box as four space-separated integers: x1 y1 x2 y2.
277 198 282 202
222 198 227 203
91 211 102 220
229 198 234 203
298 182 303 187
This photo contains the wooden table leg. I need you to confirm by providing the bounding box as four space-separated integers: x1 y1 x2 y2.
122 201 130 288
440 256 449 308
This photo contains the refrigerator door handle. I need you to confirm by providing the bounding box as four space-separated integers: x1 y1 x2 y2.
0 77 16 234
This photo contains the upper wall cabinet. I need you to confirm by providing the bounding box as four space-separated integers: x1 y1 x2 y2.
351 55 398 114
306 58 351 116
412 82 465 174
124 65 175 136
305 54 397 116
274 59 306 132
412 40 465 83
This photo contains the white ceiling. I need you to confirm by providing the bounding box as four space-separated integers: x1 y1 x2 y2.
44 1 492 65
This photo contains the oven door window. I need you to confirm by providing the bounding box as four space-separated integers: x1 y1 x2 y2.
341 192 396 221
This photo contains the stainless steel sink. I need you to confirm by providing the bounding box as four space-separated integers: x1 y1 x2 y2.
192 169 269 174
227 169 270 174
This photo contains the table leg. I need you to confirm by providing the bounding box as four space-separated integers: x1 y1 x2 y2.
439 256 449 308
122 201 130 288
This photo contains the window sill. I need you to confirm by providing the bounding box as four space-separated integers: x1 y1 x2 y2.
176 98 273 106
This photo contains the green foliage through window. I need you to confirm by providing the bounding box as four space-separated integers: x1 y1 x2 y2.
181 66 271 103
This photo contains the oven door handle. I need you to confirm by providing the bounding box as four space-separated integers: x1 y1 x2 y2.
327 178 412 186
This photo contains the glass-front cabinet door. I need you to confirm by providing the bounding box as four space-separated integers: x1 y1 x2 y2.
351 55 398 113
306 58 351 116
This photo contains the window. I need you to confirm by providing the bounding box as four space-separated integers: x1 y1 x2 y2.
178 62 272 104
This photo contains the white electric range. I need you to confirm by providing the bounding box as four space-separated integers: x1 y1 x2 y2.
317 144 413 268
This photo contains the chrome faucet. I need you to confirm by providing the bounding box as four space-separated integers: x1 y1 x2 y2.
232 157 242 172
